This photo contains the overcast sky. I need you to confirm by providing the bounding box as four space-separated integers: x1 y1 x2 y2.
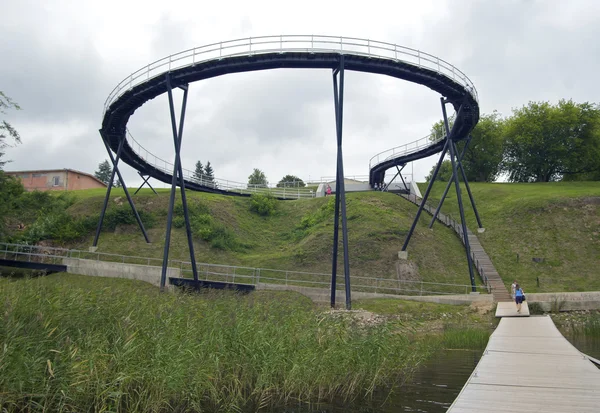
2 0 600 188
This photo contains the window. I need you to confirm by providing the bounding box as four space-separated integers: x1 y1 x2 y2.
53 176 60 186
20 174 30 178
32 173 45 177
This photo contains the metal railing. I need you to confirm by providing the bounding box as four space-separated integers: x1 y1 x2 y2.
400 193 492 292
104 35 478 117
0 242 488 296
125 130 315 199
369 131 444 170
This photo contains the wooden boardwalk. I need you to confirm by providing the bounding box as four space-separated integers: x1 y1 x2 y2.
400 194 512 302
448 316 600 412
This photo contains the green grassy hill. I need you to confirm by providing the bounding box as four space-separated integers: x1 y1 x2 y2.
421 182 600 293
4 188 479 289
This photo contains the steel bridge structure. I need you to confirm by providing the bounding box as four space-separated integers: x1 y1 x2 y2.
95 35 481 309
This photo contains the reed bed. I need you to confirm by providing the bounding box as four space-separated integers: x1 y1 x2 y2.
0 274 439 412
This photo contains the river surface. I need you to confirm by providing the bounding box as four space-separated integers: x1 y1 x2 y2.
271 334 600 413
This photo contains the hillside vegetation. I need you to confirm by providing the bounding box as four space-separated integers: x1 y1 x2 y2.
422 182 600 292
3 188 480 288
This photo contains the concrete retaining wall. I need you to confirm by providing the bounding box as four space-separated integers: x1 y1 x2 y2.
528 291 600 311
63 258 180 288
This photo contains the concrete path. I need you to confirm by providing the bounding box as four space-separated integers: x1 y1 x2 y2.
448 316 600 412
495 301 530 317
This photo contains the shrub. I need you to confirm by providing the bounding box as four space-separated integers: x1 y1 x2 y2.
250 193 277 216
172 216 185 228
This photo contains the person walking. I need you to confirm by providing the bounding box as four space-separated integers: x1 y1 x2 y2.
511 280 517 300
515 283 525 313
326 184 332 196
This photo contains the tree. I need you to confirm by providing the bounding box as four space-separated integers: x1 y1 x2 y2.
94 160 112 185
503 100 600 182
425 160 453 183
429 112 504 182
248 168 268 188
94 159 122 187
193 161 204 182
277 174 305 188
456 111 505 182
204 161 216 187
1 91 22 169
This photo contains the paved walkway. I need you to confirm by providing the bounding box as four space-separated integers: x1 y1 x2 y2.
448 316 600 412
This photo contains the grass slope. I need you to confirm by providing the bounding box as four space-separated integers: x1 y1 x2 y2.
56 189 481 288
421 182 600 292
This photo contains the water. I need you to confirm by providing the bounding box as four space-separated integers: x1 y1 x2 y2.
270 349 483 413
270 335 600 413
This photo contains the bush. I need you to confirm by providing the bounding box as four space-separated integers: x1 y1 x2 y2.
249 193 277 216
172 216 185 228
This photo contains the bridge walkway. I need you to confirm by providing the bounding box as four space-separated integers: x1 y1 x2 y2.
448 316 600 412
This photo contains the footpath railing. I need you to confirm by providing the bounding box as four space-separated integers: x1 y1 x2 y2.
0 243 488 296
401 193 493 292
126 132 316 200
369 131 444 171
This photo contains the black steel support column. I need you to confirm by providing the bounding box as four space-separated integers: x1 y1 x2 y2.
428 136 472 228
442 99 476 291
401 139 449 251
383 164 404 192
134 172 158 195
428 137 483 230
93 133 125 247
94 131 150 246
160 75 199 290
456 140 483 229
330 56 351 310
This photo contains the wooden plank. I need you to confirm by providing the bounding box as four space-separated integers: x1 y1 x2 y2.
448 316 600 412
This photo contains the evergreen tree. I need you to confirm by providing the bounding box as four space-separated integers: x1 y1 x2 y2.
193 161 204 182
94 160 113 185
204 161 215 187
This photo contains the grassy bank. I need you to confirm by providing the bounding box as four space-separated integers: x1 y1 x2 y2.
0 274 492 412
4 188 484 290
420 182 600 292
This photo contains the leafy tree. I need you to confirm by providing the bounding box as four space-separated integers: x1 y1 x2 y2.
0 170 24 238
429 112 504 182
456 111 505 182
247 168 268 188
277 174 305 188
193 161 204 182
503 100 600 182
425 160 453 183
1 91 22 169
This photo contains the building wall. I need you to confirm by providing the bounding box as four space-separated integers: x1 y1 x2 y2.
66 172 106 190
8 170 106 192
13 171 67 191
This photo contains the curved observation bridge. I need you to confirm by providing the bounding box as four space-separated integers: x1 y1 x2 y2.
100 35 479 198
98 35 480 302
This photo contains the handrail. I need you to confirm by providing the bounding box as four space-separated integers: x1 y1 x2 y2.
369 131 444 170
124 131 315 199
0 242 488 296
103 35 478 117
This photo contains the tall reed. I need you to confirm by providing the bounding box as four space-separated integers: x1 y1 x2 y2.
0 275 437 412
